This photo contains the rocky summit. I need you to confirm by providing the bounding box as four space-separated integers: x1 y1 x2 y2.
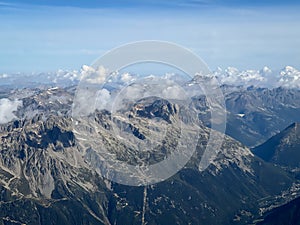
0 86 300 225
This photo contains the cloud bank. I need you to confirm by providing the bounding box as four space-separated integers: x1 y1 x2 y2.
214 66 300 89
2 65 300 90
0 98 22 124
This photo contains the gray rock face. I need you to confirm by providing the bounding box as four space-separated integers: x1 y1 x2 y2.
0 86 299 225
224 87 300 147
253 122 300 171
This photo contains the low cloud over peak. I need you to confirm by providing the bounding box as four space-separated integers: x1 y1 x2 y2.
0 98 22 124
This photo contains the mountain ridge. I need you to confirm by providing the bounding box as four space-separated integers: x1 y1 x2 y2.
0 96 299 224
253 122 300 170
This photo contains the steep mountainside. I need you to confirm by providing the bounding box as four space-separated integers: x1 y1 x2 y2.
253 122 300 172
0 91 299 225
225 87 300 147
251 123 300 225
257 196 300 225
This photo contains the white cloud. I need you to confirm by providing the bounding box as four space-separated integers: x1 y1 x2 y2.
95 89 111 110
216 67 267 87
162 85 187 100
0 73 8 78
0 98 22 124
111 77 189 112
81 65 109 84
277 66 300 89
121 72 134 83
72 88 99 117
213 66 300 88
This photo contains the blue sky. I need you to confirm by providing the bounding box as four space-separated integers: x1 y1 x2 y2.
0 0 300 73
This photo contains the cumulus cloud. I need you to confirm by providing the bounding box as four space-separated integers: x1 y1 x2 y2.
95 89 111 110
73 65 118 117
277 66 300 89
55 69 80 82
213 66 300 88
72 87 99 117
121 78 174 101
121 72 134 83
0 98 22 124
73 65 300 118
215 67 268 87
162 85 187 100
81 65 109 84
110 77 189 111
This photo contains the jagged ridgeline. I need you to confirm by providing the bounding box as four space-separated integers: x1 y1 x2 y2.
0 86 300 225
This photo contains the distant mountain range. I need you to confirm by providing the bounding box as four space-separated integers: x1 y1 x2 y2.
1 65 300 89
224 87 300 147
1 68 300 224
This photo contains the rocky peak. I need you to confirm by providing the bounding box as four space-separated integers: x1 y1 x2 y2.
129 97 179 123
0 114 75 154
